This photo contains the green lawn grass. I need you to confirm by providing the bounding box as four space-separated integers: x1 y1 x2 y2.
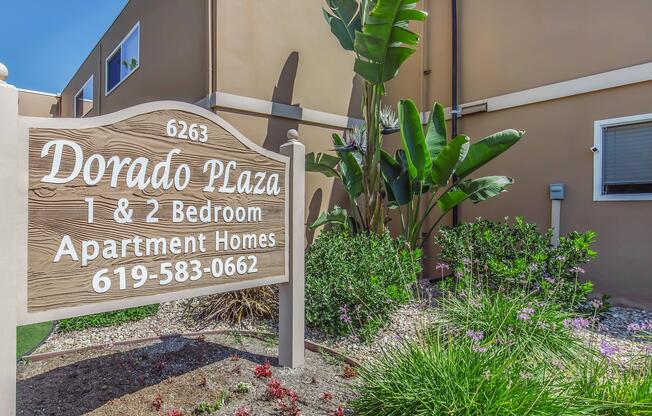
17 321 53 359
57 304 160 333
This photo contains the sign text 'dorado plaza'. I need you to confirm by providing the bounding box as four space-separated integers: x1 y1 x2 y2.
27 107 289 312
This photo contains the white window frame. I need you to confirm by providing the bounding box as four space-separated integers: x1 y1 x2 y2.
105 21 140 96
73 75 94 118
593 112 652 201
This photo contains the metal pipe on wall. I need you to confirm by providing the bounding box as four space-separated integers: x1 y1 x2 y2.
207 0 213 96
451 0 460 226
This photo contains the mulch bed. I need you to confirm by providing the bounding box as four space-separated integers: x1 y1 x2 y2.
17 333 356 415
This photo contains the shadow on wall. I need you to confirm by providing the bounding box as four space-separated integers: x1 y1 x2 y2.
306 188 323 247
262 51 300 153
49 102 59 118
318 74 365 235
262 52 327 244
259 53 368 246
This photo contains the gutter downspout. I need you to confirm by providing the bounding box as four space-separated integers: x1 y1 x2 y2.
451 0 460 226
207 0 214 99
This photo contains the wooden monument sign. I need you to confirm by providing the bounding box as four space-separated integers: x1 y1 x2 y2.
27 105 289 314
0 76 305 415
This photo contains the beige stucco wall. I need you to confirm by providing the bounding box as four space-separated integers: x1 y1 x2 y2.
401 0 652 308
215 0 358 118
456 81 652 308
61 0 208 117
458 0 652 102
18 90 59 117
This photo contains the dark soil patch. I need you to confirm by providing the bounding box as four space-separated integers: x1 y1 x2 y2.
17 333 355 415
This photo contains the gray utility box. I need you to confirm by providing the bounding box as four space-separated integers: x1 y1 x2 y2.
549 183 566 200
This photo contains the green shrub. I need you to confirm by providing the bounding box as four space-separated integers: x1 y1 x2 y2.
436 286 587 365
351 331 584 416
305 229 421 340
58 304 159 332
435 217 598 309
183 286 277 326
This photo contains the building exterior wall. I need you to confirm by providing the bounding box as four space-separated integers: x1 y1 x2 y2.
214 0 358 119
441 0 652 308
457 0 652 102
60 0 208 117
17 90 59 117
51 0 652 307
455 81 652 309
212 0 367 254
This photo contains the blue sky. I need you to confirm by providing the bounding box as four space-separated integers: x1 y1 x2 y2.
0 0 129 93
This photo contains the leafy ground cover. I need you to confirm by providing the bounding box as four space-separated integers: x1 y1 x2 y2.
57 304 160 332
17 322 53 359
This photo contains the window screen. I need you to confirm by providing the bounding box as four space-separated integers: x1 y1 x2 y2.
602 121 652 194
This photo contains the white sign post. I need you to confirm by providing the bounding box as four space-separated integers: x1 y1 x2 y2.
0 63 305 416
279 130 305 368
0 62 19 416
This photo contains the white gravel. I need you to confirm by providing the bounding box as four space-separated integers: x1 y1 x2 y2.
32 301 275 355
33 282 651 364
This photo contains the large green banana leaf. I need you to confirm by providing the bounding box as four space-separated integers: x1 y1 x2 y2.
430 134 469 187
380 149 411 206
323 0 361 51
456 129 524 179
305 152 341 178
332 133 364 198
425 102 447 161
437 176 513 212
398 99 431 181
353 0 427 84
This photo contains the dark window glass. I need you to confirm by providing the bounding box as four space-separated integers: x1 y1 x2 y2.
107 52 121 92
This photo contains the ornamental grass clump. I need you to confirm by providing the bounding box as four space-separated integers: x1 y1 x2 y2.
351 330 584 416
183 286 277 326
436 288 587 365
305 229 421 340
571 354 652 415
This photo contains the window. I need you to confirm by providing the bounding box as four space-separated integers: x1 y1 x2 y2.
594 113 652 201
74 75 93 118
105 22 140 94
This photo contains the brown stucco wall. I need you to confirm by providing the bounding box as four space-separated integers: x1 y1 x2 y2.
60 0 208 117
455 81 652 308
18 90 59 117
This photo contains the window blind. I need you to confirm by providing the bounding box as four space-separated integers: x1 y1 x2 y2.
602 121 652 185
